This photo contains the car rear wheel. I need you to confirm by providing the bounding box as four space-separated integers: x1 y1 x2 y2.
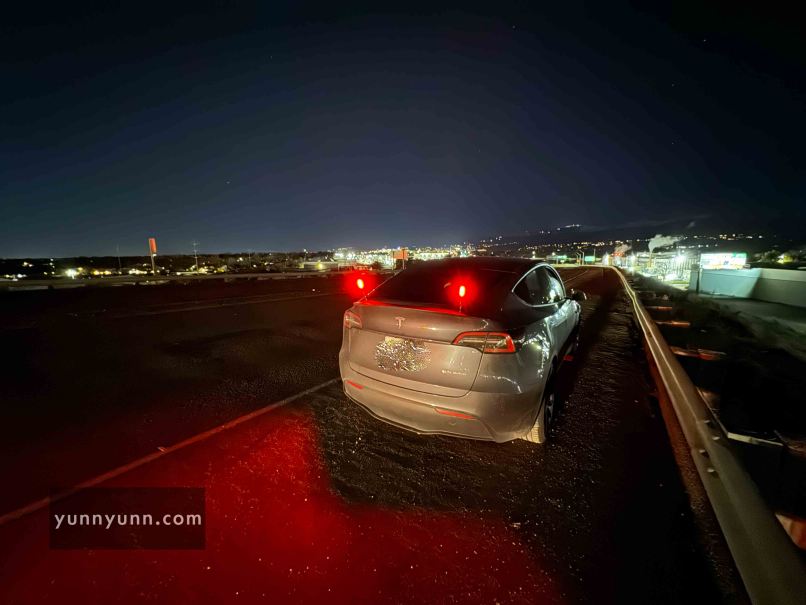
523 376 555 444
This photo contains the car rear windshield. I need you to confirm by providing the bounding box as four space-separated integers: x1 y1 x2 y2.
367 265 515 307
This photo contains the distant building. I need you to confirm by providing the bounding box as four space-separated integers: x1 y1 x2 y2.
300 261 339 271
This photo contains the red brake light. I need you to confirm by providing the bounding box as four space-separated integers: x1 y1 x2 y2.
451 331 487 350
344 310 362 329
449 277 475 309
453 331 515 353
484 332 516 353
345 272 374 298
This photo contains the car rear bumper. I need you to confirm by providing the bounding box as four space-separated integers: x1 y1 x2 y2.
339 352 542 443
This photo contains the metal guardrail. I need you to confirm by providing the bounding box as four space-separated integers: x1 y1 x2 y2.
613 267 806 605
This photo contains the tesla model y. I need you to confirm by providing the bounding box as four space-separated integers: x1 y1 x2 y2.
339 258 584 443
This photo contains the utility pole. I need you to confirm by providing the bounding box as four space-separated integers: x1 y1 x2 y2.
192 241 199 272
116 244 122 274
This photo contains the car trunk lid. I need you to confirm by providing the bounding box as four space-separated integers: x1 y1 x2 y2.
347 302 492 397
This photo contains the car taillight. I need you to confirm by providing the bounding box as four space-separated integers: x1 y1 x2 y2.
343 310 362 329
452 331 515 353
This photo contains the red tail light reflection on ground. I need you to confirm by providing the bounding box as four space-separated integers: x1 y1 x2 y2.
0 409 562 604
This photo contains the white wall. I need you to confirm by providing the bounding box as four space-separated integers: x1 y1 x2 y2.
690 268 806 308
693 268 760 298
752 268 806 307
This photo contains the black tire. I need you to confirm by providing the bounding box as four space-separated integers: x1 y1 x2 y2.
523 373 555 444
567 329 580 357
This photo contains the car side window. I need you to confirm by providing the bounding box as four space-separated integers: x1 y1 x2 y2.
546 271 565 303
514 276 532 304
514 268 561 305
532 268 556 304
515 271 538 305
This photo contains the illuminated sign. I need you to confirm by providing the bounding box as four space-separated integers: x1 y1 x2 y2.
584 256 595 262
700 252 747 270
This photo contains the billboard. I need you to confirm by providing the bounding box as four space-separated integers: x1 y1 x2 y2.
700 252 746 270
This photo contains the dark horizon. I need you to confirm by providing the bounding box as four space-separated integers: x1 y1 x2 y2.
2 2 804 257
3 213 804 261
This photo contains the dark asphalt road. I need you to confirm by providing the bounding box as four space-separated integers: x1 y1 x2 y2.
0 268 722 604
0 276 348 514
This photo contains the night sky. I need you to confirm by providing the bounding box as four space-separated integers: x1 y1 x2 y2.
2 2 804 257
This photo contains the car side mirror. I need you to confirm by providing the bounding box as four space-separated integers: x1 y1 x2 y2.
569 289 586 302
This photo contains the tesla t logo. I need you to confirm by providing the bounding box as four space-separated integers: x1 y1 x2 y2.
394 316 406 329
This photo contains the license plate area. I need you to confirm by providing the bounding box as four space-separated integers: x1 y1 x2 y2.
374 336 431 372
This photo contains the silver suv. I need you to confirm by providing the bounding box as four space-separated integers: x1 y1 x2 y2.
339 257 583 443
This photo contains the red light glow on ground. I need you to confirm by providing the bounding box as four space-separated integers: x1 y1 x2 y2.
0 408 562 604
